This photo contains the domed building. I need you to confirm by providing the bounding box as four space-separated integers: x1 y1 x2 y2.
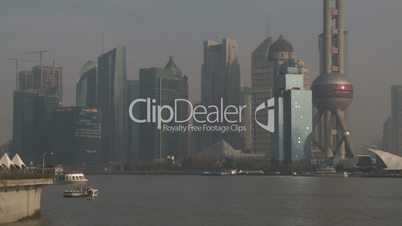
269 34 295 62
251 34 310 156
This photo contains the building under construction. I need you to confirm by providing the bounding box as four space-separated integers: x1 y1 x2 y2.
17 65 63 105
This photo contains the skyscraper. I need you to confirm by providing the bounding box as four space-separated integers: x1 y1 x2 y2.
51 107 102 165
138 67 183 160
97 46 127 162
271 60 312 165
12 90 58 162
251 35 309 156
127 80 140 162
200 38 242 151
251 36 273 155
165 56 189 158
241 86 253 152
76 60 97 107
382 116 393 153
391 85 402 156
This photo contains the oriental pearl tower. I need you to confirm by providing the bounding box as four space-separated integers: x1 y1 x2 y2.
311 0 355 160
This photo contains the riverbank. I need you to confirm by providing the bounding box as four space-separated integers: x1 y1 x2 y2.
0 178 53 225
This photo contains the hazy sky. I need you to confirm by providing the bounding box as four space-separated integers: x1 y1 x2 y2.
1 0 402 152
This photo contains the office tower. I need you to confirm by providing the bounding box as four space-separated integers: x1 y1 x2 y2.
272 60 312 165
12 90 58 162
312 0 354 161
251 35 309 156
201 38 242 151
32 65 63 105
138 68 183 160
241 86 253 152
165 56 189 157
97 46 127 162
382 116 393 153
76 60 97 107
252 36 274 155
127 80 140 161
391 85 402 155
51 107 102 165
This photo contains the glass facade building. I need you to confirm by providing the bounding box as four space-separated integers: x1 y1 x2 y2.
272 60 312 165
76 60 97 107
391 85 402 156
127 80 140 162
200 38 242 152
12 90 58 162
51 107 102 165
139 68 182 160
97 46 127 162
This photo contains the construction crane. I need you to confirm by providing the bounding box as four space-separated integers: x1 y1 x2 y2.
23 50 48 68
8 58 36 90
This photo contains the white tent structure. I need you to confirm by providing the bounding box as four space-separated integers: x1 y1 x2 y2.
11 154 26 169
0 153 13 169
367 149 402 170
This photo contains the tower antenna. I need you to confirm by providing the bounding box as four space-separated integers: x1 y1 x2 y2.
101 30 104 55
266 18 271 38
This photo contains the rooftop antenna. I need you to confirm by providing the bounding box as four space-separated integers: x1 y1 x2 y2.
101 30 104 55
266 17 271 38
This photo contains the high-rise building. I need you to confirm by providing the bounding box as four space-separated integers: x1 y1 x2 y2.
241 86 253 152
76 60 97 107
97 46 127 162
51 107 102 165
12 90 58 162
391 85 402 156
251 37 274 155
200 38 242 151
138 67 184 160
271 60 312 165
127 80 140 162
164 56 189 158
15 65 63 105
251 35 309 156
382 116 393 153
32 65 63 105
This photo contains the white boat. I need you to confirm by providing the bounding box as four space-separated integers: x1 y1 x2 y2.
54 172 88 184
64 183 99 198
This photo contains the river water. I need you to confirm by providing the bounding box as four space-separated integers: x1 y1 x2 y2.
5 175 402 226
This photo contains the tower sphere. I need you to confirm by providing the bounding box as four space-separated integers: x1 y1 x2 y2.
311 73 353 111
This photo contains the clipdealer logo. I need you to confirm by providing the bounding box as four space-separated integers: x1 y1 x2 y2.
128 98 275 133
254 97 275 133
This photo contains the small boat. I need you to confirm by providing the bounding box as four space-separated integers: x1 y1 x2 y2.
64 183 99 198
202 171 231 176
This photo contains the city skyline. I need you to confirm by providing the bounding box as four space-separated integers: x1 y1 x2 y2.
1 0 402 152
